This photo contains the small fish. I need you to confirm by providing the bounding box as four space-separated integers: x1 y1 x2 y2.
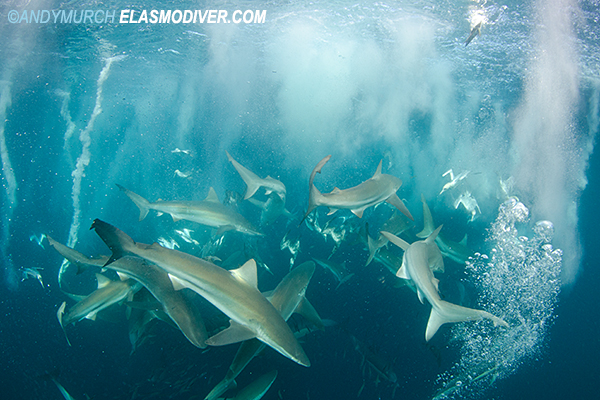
174 169 192 178
439 169 470 195
21 267 46 288
172 148 192 155
465 21 482 47
29 233 47 249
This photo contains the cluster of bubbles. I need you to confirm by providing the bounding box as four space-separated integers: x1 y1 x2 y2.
432 197 562 399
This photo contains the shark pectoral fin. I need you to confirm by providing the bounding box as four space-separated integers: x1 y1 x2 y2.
169 274 193 291
386 193 414 221
265 189 273 196
216 225 235 237
205 187 221 203
205 321 257 346
85 311 98 321
170 214 183 222
351 207 366 218
426 308 446 342
396 265 410 280
327 208 339 216
295 297 325 330
230 259 258 288
156 211 164 217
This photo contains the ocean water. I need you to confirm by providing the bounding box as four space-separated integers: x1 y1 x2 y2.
1 1 599 399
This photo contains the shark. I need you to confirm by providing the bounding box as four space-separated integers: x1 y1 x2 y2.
417 195 474 264
312 258 355 289
381 227 508 341
117 184 263 236
351 334 399 398
302 155 413 224
101 256 209 349
57 273 142 344
365 212 414 266
205 261 321 400
91 219 310 367
224 370 278 400
247 193 293 226
226 151 286 201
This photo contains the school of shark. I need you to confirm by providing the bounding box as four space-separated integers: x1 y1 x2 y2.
33 151 518 400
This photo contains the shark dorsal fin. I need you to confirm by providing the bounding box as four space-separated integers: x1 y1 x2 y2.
330 187 342 194
230 259 258 288
373 159 383 177
96 273 111 289
459 234 468 246
205 187 220 203
426 225 443 244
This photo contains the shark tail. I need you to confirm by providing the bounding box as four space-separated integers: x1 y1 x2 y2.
417 194 435 238
117 184 150 221
301 155 330 225
426 300 509 341
90 219 136 265
335 273 355 290
366 234 379 266
243 179 262 201
226 151 262 200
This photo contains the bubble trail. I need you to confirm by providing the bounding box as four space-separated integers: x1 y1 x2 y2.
65 55 122 249
0 82 18 290
432 198 562 399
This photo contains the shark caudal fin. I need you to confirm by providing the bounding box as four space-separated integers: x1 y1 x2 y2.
425 300 509 341
226 151 263 200
117 184 150 221
301 155 331 225
90 219 136 265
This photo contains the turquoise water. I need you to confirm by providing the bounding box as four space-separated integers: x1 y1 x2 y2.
1 1 598 399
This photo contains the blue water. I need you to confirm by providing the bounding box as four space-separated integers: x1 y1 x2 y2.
1 1 599 399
